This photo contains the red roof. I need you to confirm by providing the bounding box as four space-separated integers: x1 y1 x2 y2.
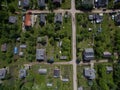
24 13 31 26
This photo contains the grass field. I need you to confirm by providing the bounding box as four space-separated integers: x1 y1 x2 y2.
77 65 91 90
4 64 73 90
61 0 71 9
76 13 119 59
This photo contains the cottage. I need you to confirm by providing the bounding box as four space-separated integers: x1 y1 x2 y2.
83 48 94 61
19 69 26 79
84 68 96 80
14 47 18 54
93 14 103 23
78 87 83 90
88 15 94 21
60 56 67 60
47 83 53 87
54 69 60 78
54 13 62 24
21 0 29 8
1 43 7 52
38 0 45 8
95 0 108 8
38 69 47 74
61 78 69 82
106 66 113 73
36 49 46 61
103 51 112 58
20 44 27 49
53 0 62 7
114 14 120 25
0 68 6 79
39 14 46 26
9 16 17 24
24 13 31 28
19 52 24 57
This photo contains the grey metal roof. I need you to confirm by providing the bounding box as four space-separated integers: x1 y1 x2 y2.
0 68 6 79
40 14 46 24
22 0 29 7
84 48 94 53
84 48 94 61
38 69 47 74
60 56 67 60
9 16 17 24
84 68 96 80
36 49 45 61
78 87 83 90
88 15 94 20
106 66 113 72
103 51 112 58
38 0 45 7
19 69 26 79
20 44 27 49
54 13 62 23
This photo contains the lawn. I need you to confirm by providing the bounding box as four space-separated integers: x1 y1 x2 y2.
34 13 72 62
76 13 119 59
2 64 73 90
61 0 71 9
77 65 91 90
94 63 115 90
76 13 94 59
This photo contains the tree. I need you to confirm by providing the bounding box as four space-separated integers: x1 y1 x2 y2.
47 13 54 23
9 4 15 13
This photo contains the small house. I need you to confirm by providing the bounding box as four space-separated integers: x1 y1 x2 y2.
0 68 6 79
93 14 103 23
39 14 46 26
24 13 31 29
95 0 108 8
14 47 18 54
54 13 62 24
60 56 67 60
19 52 24 57
78 87 84 90
103 51 112 58
54 69 60 78
1 43 7 52
47 83 53 87
83 48 94 62
84 68 96 80
38 69 47 74
88 15 94 21
38 0 45 8
61 78 69 82
106 66 113 73
18 0 21 7
20 44 27 49
36 49 46 61
21 0 29 8
114 14 120 25
19 69 26 79
9 16 17 24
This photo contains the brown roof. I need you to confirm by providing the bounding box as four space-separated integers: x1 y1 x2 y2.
24 13 31 26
